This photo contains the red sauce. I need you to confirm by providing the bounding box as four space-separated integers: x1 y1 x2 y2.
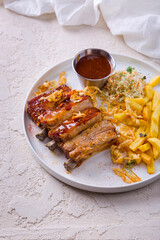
75 54 111 79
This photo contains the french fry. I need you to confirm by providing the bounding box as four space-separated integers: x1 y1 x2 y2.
146 101 152 108
129 101 143 115
145 124 150 137
142 105 150 121
138 143 151 152
141 153 152 165
145 148 155 174
125 97 145 106
153 147 159 159
158 120 160 139
150 120 158 138
150 105 160 137
152 90 160 111
123 118 137 127
146 148 154 158
114 113 128 122
152 109 160 122
146 101 151 119
138 119 147 126
129 137 146 152
145 85 153 100
143 97 149 105
148 75 160 87
152 105 160 121
148 138 160 151
147 158 155 174
123 118 147 127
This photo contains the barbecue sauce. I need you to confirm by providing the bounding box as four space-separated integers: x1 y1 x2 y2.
49 108 100 139
75 54 111 79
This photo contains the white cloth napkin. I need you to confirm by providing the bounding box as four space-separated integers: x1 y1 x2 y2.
3 0 160 59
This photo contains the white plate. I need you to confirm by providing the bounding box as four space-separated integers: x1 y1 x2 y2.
23 53 160 193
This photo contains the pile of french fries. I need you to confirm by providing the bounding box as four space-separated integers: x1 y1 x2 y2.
113 75 160 174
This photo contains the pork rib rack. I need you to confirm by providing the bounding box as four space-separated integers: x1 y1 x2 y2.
27 84 117 171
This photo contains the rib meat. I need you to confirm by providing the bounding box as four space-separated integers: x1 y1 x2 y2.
62 120 117 162
38 95 93 129
27 85 71 124
48 107 102 142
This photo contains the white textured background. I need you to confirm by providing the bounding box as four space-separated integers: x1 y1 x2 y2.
0 2 160 239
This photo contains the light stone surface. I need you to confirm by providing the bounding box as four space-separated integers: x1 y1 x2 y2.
0 3 160 240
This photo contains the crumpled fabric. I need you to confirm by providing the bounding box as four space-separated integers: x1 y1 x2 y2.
3 0 160 59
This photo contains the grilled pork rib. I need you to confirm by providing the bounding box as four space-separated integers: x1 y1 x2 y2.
48 108 102 142
27 85 71 124
38 95 93 129
62 120 117 162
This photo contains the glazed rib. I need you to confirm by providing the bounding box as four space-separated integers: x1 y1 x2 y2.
27 85 71 124
48 108 102 142
69 130 116 161
38 95 93 129
62 120 117 162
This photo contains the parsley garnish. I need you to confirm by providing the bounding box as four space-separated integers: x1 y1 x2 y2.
126 160 136 174
126 66 135 74
139 133 143 137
